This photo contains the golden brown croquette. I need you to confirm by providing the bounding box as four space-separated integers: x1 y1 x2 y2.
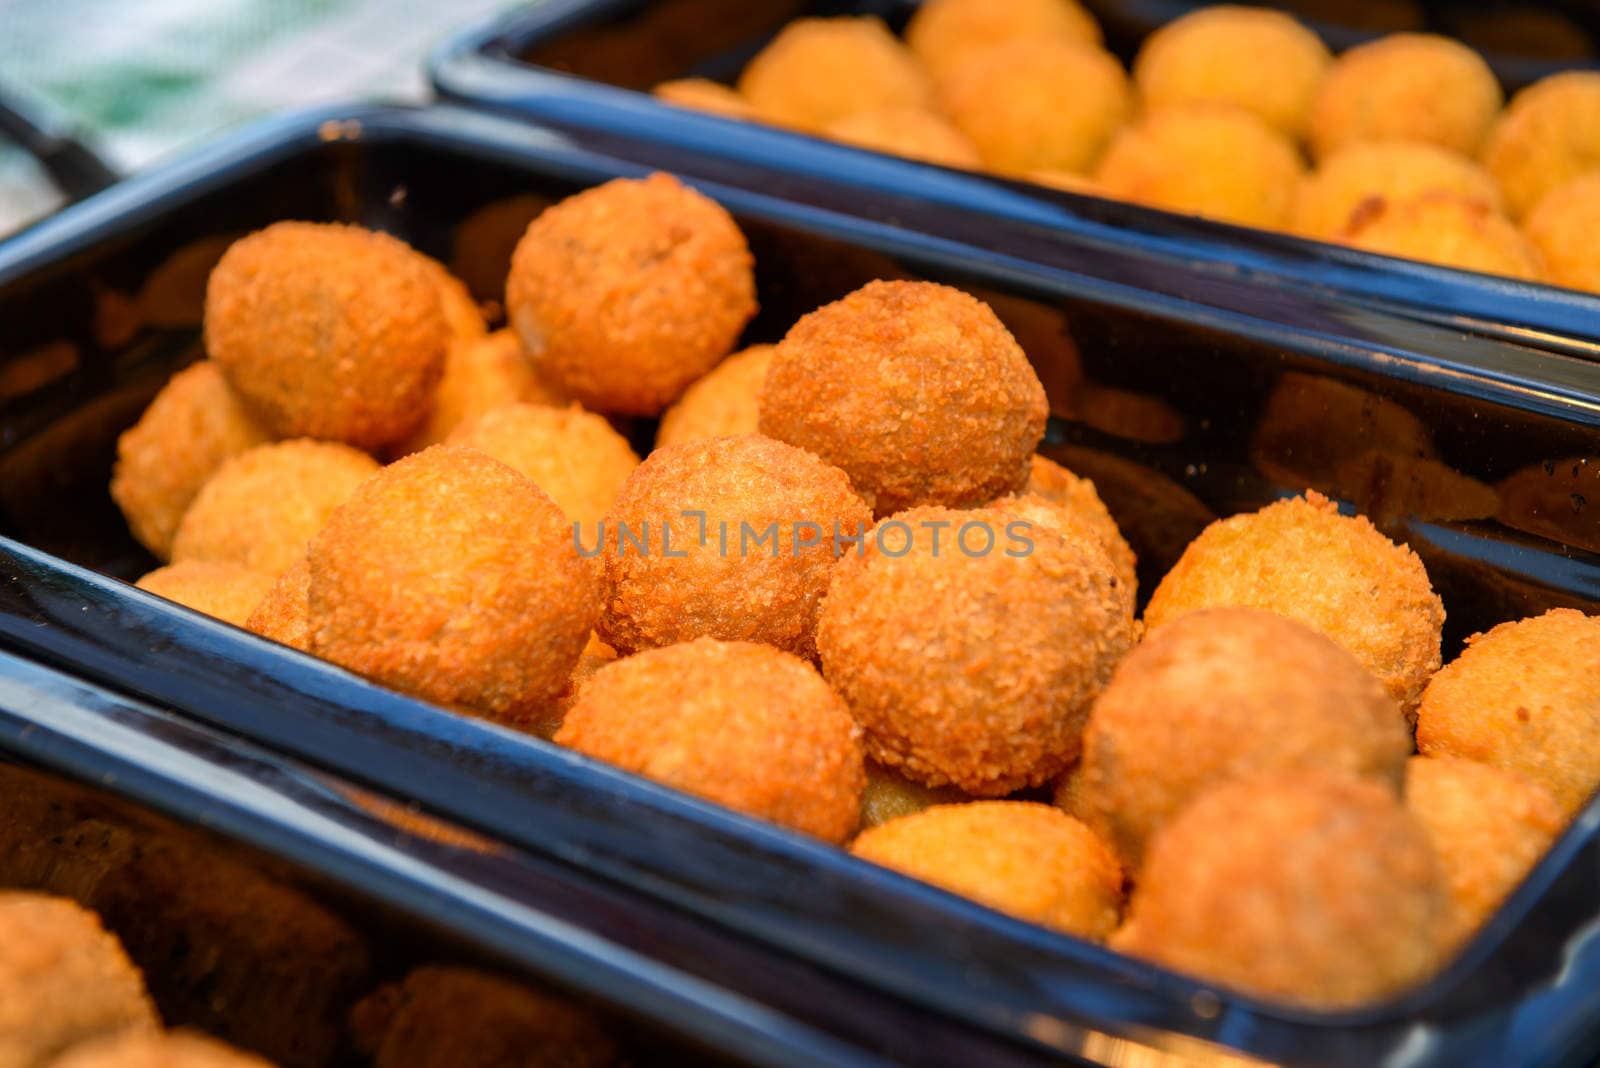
652 78 759 121
821 106 981 168
1523 172 1600 292
1021 455 1137 596
393 330 568 457
737 17 934 132
1481 72 1600 220
244 557 310 652
1291 139 1505 240
654 344 774 449
1341 192 1545 280
135 561 277 628
906 0 1102 84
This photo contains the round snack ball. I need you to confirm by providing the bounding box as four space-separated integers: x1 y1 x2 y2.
1022 455 1138 597
1523 172 1600 293
938 38 1132 175
0 892 159 1066
652 78 759 121
1482 73 1600 220
1417 608 1600 817
1341 192 1544 280
1309 34 1502 161
447 402 640 545
136 560 277 627
414 252 486 344
111 361 272 560
1133 6 1331 140
655 344 774 449
1405 755 1564 948
1119 773 1447 1008
817 504 1136 795
205 221 448 449
737 17 933 132
851 802 1123 939
822 106 981 168
555 639 865 842
1094 105 1306 230
1070 607 1410 869
50 1031 275 1068
394 330 568 457
506 173 757 416
986 492 1137 604
308 445 598 727
170 439 380 577
759 281 1047 515
1291 139 1505 240
597 434 870 658
245 556 310 652
905 0 1102 84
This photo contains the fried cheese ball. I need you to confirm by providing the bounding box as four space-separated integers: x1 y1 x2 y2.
1291 139 1505 240
817 504 1135 796
48 1032 274 1068
655 344 774 448
110 361 272 560
1405 755 1564 948
1023 455 1138 596
1417 609 1600 817
596 434 870 658
904 0 1102 84
1143 491 1445 717
1341 192 1545 280
350 967 618 1068
759 281 1047 515
415 252 486 344
244 556 310 652
308 445 598 727
1070 608 1410 869
205 221 448 450
1133 6 1331 140
938 39 1132 176
822 106 981 168
652 78 759 121
447 402 640 546
506 173 757 416
851 802 1123 939
0 893 158 1068
1523 172 1600 293
1481 73 1600 220
1118 773 1446 1008
556 639 865 842
394 329 568 456
1094 105 1305 230
135 560 277 627
170 439 380 577
736 17 934 132
1308 34 1502 161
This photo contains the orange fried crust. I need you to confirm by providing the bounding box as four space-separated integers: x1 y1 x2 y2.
653 78 759 121
1523 172 1600 293
393 329 568 457
556 638 865 842
655 344 775 449
49 1031 275 1068
821 107 981 168
1340 192 1545 280
1291 139 1505 240
245 556 310 652
906 0 1102 84
1481 72 1600 220
135 560 277 628
737 17 934 131
1020 455 1138 596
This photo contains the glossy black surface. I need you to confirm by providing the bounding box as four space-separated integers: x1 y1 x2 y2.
428 0 1600 359
0 103 1597 1067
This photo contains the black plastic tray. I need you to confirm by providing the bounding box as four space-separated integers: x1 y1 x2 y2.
427 0 1600 361
0 102 1598 1068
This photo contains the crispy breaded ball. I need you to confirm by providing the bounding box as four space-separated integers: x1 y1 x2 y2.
0 892 158 1067
938 39 1132 176
736 17 934 132
858 762 969 831
1023 455 1138 595
759 280 1047 515
308 445 598 727
905 0 1102 84
135 560 277 627
1342 192 1544 280
596 434 869 658
1496 456 1600 554
652 78 759 121
205 221 448 450
655 344 773 449
821 106 981 168
448 402 639 546
110 361 272 560
506 173 757 416
1133 6 1331 140
1523 172 1600 293
852 802 1123 939
1291 139 1505 239
1070 608 1410 869
1405 755 1564 948
1143 491 1445 718
170 439 380 577
1309 34 1502 161
1417 609 1600 817
394 330 567 457
1119 773 1447 1008
818 504 1135 795
545 633 619 738
1482 73 1600 220
990 491 1136 605
48 1031 273 1068
414 252 486 344
1094 105 1305 230
556 639 865 842
245 556 310 652
350 967 618 1068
